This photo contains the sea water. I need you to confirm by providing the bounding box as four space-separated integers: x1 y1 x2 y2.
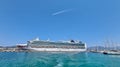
0 52 120 67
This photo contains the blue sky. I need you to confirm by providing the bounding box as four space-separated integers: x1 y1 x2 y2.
0 0 120 46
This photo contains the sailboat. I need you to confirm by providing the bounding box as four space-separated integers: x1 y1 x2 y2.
103 40 120 55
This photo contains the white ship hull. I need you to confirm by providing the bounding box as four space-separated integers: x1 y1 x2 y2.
29 48 86 52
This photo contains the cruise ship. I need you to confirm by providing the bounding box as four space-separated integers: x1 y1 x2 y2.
19 38 87 52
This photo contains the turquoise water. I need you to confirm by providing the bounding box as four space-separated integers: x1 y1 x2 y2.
0 52 120 67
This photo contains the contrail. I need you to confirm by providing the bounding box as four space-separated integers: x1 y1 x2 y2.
52 9 72 16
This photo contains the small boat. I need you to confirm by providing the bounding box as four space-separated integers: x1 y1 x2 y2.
103 50 120 55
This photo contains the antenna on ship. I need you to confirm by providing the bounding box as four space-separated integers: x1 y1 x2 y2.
35 37 39 41
47 38 50 41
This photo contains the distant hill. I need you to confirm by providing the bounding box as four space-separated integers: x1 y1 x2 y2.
0 45 17 48
87 46 105 50
87 46 120 50
5 46 17 48
0 46 3 48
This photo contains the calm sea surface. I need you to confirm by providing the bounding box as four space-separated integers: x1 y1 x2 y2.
0 52 120 67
